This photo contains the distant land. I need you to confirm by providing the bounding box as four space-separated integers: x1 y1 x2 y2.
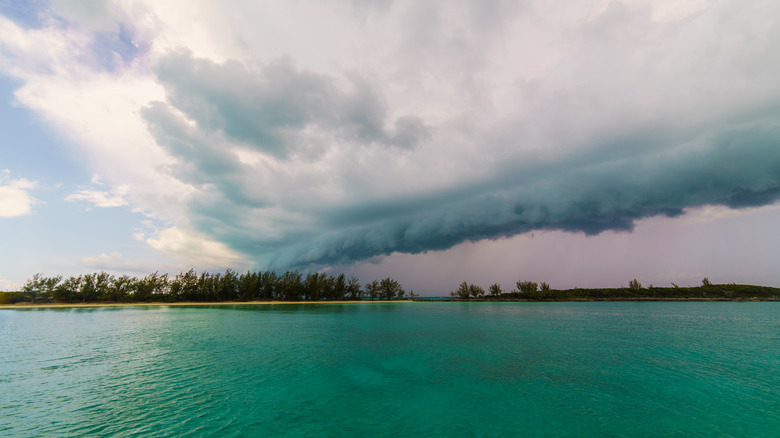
1 271 778 306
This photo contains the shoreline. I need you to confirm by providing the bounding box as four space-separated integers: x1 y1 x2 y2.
2 297 779 309
426 297 780 302
0 300 410 309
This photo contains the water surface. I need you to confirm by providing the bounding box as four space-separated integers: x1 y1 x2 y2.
1 302 778 436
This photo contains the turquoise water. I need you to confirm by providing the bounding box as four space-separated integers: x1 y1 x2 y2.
1 302 778 437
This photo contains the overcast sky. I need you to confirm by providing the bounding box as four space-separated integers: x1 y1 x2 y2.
1 0 779 294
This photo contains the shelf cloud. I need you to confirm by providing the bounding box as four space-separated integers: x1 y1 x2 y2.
2 0 779 276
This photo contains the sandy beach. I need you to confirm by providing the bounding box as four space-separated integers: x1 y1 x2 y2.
4 297 779 309
0 300 412 309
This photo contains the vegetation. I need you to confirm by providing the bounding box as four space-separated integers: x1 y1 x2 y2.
488 283 503 296
444 277 780 301
2 274 779 305
516 280 538 295
0 270 413 304
450 282 485 299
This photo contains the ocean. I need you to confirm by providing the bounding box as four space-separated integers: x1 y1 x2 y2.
1 302 778 437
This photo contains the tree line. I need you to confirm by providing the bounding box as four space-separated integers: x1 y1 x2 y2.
450 280 552 298
0 270 418 304
3 273 778 305
450 277 780 300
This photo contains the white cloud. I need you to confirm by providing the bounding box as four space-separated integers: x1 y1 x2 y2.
644 0 709 22
1 6 192 220
0 278 21 291
66 185 129 208
81 251 157 273
146 226 246 268
0 186 32 217
49 0 126 32
0 14 87 77
82 250 125 265
0 171 37 218
681 203 780 224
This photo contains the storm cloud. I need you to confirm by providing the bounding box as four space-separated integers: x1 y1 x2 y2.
3 0 780 280
141 0 780 271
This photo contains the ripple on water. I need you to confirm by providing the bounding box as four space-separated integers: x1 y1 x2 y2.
1 303 779 437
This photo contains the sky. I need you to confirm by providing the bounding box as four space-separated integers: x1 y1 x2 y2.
1 0 779 295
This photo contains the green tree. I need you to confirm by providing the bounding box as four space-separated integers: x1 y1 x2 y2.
22 273 61 302
629 279 642 290
94 271 114 301
79 273 100 302
54 276 82 303
277 271 303 301
347 276 362 299
332 274 348 300
364 280 380 300
173 269 199 301
21 273 44 301
540 282 551 292
488 283 503 297
236 270 260 301
260 271 277 300
197 271 216 301
216 269 238 301
468 284 485 298
379 277 404 299
109 275 134 302
451 282 471 298
135 272 169 301
42 275 63 302
169 274 183 300
516 280 538 294
303 272 332 301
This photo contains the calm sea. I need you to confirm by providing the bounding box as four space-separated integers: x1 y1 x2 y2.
1 302 778 437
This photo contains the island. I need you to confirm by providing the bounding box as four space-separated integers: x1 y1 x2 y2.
1 271 778 307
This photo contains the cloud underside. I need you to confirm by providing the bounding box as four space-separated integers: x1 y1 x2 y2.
145 53 780 270
270 121 780 269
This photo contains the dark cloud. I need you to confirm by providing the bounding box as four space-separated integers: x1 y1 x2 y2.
260 115 780 270
151 50 420 156
389 116 430 149
140 2 780 273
